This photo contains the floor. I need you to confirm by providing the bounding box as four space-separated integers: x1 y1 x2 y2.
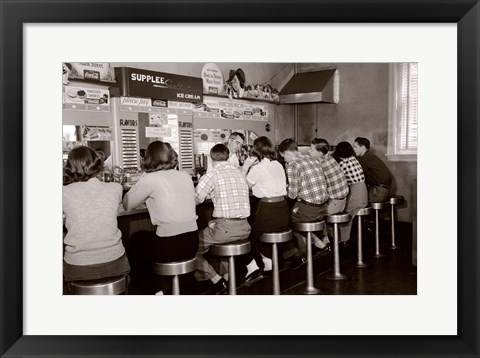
137 219 417 296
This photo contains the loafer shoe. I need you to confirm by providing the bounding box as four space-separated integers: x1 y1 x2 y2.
208 278 228 295
312 246 329 258
289 254 307 270
244 269 263 285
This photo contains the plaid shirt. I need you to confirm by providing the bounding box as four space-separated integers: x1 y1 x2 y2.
286 153 329 204
195 161 250 218
320 154 349 199
338 156 365 184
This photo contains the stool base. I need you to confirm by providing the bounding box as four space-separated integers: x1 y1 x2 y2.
374 253 384 258
327 273 348 281
356 262 368 268
303 286 321 295
389 245 400 250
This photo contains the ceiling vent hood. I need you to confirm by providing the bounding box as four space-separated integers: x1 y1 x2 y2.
279 69 339 104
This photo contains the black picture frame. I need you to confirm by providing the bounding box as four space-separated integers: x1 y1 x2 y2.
1 1 478 357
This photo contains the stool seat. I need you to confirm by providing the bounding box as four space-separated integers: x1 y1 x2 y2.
326 213 351 224
152 257 197 295
293 221 325 232
68 275 127 295
389 195 405 205
357 207 373 216
153 257 197 276
371 202 388 210
211 240 251 256
259 230 292 244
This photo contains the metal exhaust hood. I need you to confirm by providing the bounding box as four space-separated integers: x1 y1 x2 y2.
279 69 339 104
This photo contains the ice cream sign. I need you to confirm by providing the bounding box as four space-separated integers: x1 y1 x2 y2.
116 67 203 103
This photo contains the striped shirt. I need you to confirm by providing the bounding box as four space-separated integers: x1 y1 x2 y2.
195 161 250 218
286 153 329 205
338 156 365 184
319 155 349 199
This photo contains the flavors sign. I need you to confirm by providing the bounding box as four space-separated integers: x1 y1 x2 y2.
116 67 203 103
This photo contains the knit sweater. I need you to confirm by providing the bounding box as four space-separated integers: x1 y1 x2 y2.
123 169 198 237
63 178 125 266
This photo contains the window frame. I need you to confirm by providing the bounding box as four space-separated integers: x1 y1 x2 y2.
386 63 418 162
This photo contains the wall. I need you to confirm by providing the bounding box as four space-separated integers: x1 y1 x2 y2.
99 62 416 221
288 63 417 222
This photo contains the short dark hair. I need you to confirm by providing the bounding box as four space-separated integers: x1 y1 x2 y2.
210 143 229 161
333 141 355 159
354 137 370 149
229 132 245 142
252 136 276 161
142 141 178 172
95 148 106 162
278 138 298 154
64 146 103 184
311 138 330 155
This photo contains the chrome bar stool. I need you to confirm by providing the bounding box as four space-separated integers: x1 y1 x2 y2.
152 257 197 295
389 195 405 250
211 240 251 295
326 213 350 280
259 229 292 295
371 202 389 258
67 275 128 295
356 207 373 268
293 221 325 294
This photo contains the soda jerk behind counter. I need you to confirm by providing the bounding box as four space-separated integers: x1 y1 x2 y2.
116 67 203 103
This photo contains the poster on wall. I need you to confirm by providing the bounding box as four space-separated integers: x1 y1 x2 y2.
81 126 112 141
146 114 180 154
201 63 224 95
150 113 168 125
64 85 110 107
63 62 116 83
193 98 269 121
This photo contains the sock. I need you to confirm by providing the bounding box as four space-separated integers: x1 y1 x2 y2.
261 254 272 271
211 274 222 284
223 273 229 282
314 240 326 249
322 236 330 244
246 259 259 277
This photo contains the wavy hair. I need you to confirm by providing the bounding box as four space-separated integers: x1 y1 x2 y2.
251 136 276 161
333 141 355 162
142 141 178 172
64 146 103 185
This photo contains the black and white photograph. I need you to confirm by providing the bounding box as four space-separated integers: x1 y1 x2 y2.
61 62 418 296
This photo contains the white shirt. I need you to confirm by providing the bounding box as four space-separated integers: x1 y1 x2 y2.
246 158 287 198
